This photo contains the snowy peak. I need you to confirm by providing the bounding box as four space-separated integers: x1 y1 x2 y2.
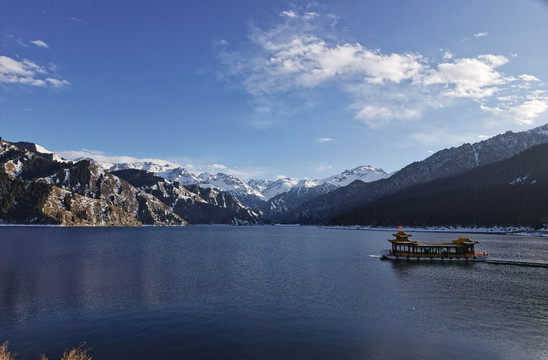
291 165 388 190
248 177 299 200
12 141 68 163
321 165 389 187
107 161 181 176
197 172 265 199
161 167 201 184
100 161 202 185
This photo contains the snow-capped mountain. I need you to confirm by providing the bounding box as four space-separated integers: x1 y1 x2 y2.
4 123 548 226
197 172 264 198
104 161 203 183
13 142 68 163
110 169 266 225
159 167 202 184
248 165 387 202
321 165 389 187
262 165 389 221
100 161 267 209
291 123 548 224
248 177 299 200
99 159 388 210
194 172 266 209
1 141 186 226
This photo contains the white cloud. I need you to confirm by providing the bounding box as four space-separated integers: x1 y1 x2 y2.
482 94 548 125
422 55 510 99
355 105 420 127
0 55 70 88
236 30 425 94
219 7 548 131
45 78 71 87
280 10 297 18
317 137 332 142
442 50 454 60
519 74 540 82
513 99 548 124
30 40 49 49
473 32 488 38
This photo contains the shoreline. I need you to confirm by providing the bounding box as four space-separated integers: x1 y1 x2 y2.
324 225 548 237
1 223 547 237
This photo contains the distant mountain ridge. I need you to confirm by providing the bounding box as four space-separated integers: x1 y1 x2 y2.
248 177 299 200
1 141 184 226
330 142 548 227
3 123 548 227
0 140 264 225
112 169 266 225
100 161 389 211
290 123 548 224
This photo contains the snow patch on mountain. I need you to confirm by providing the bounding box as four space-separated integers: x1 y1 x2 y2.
320 165 388 187
197 172 265 199
99 159 388 207
106 161 181 175
289 165 388 191
248 177 299 200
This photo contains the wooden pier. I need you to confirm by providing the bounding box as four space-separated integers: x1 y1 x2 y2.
486 259 548 268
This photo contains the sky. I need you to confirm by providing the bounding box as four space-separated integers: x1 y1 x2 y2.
2 0 548 181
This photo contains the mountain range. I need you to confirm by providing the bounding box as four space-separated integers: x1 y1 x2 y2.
2 123 548 228
330 142 548 228
289 124 548 225
0 141 264 226
101 161 388 209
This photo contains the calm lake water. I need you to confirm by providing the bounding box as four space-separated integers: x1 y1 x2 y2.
0 226 546 360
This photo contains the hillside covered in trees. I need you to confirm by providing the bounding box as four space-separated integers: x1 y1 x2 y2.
330 143 548 228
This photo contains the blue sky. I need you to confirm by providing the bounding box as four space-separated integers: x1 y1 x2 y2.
2 0 548 180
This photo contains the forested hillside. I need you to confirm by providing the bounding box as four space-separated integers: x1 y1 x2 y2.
330 143 548 228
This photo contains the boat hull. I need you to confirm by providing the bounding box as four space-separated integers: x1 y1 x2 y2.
380 250 488 262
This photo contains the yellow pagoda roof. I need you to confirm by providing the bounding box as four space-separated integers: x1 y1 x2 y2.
388 232 478 246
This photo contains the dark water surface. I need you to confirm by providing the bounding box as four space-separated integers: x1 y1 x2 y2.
0 226 546 359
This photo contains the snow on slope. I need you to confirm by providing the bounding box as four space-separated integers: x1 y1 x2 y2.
92 158 388 204
197 172 265 199
288 165 389 191
248 166 387 201
321 165 389 187
99 160 388 203
106 161 181 175
248 178 299 200
99 161 265 201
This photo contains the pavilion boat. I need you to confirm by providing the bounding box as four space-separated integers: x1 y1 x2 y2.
380 231 488 261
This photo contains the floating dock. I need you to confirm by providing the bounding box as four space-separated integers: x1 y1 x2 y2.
486 259 548 268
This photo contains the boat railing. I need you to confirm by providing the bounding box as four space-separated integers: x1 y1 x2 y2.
392 251 485 259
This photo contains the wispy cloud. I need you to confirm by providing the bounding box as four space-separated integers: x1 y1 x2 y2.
217 6 548 132
69 16 85 23
30 40 49 48
317 137 332 143
481 91 548 125
473 32 489 38
0 55 70 88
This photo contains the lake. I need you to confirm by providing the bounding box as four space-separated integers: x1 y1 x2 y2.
0 226 546 360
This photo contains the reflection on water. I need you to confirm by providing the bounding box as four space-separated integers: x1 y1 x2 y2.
0 226 546 360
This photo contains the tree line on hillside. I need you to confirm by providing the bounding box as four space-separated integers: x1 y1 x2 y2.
329 183 548 228
329 143 548 228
